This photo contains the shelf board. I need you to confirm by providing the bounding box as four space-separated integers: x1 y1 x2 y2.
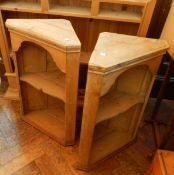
49 5 91 18
20 71 65 102
98 10 142 23
100 0 148 6
0 1 41 12
91 128 131 163
96 91 144 124
22 108 65 143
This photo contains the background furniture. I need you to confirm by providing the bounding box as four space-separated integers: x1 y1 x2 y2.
148 1 174 149
78 32 168 170
148 0 174 100
0 0 157 100
147 150 174 175
6 19 81 146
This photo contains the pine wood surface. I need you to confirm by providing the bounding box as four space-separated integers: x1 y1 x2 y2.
77 32 168 169
6 19 81 146
0 0 153 24
0 98 174 175
89 32 169 73
20 71 65 101
96 91 144 124
5 19 81 52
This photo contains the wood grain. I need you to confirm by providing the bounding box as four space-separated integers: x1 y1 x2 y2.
0 98 173 174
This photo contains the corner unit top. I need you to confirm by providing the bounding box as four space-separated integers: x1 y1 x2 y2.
5 19 81 52
89 32 169 74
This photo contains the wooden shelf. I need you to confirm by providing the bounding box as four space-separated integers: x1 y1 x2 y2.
49 5 91 18
91 127 131 163
98 10 142 23
0 1 145 24
96 91 144 124
99 0 148 6
0 1 41 12
22 108 65 143
20 71 65 102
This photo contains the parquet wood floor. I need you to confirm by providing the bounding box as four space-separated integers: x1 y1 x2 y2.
0 98 173 175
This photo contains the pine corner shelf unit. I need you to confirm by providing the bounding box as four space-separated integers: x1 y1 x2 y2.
5 19 81 146
78 32 169 170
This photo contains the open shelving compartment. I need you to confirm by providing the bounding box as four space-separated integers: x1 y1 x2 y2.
17 42 66 142
89 0 148 23
98 2 143 23
5 19 81 146
48 0 92 17
90 65 151 164
77 32 169 170
0 0 41 12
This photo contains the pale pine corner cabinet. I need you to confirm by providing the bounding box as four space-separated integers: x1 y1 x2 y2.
0 0 157 100
77 32 169 170
5 19 81 146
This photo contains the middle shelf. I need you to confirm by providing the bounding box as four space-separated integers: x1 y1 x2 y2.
96 91 144 124
20 70 65 102
23 108 65 142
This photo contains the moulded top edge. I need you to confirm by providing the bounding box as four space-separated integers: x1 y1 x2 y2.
5 19 81 52
89 32 169 73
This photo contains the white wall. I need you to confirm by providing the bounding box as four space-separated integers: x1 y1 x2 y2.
161 1 174 58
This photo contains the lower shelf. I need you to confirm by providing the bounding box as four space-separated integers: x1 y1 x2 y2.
91 128 132 164
0 1 41 12
49 5 91 18
22 109 65 144
90 104 142 164
20 71 65 101
98 10 142 23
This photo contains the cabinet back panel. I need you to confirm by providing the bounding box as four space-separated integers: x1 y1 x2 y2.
100 3 143 14
47 95 65 110
46 52 59 72
17 42 47 74
17 42 59 75
49 0 91 7
21 83 65 114
115 65 152 96
21 82 47 113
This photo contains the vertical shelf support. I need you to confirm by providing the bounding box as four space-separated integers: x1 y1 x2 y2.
137 0 157 36
65 52 80 145
91 0 100 16
78 72 103 169
41 0 49 12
